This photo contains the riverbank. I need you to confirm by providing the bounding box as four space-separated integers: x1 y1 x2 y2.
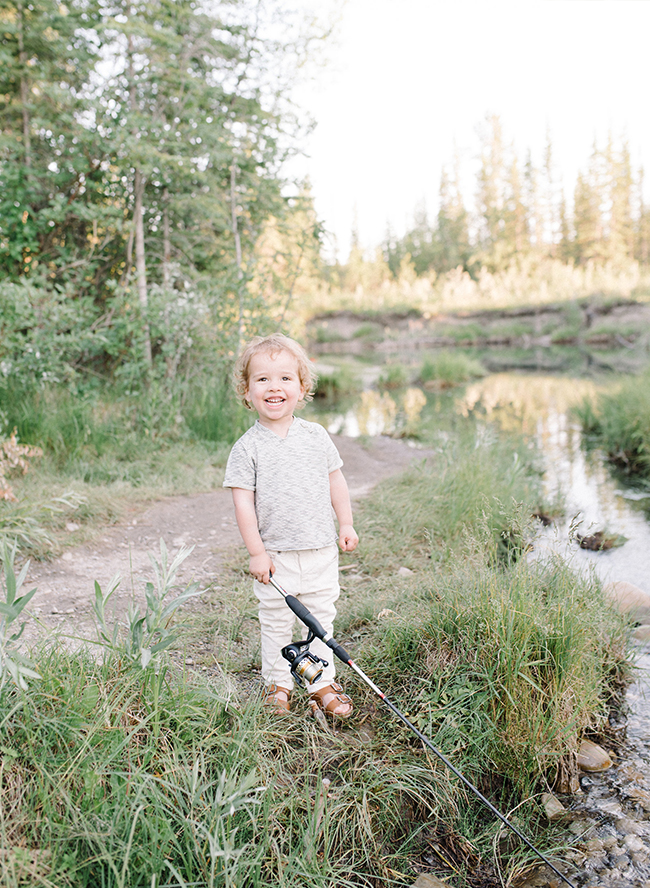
308 298 650 376
2 416 634 887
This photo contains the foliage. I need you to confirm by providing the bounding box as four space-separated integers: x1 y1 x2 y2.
347 559 628 801
313 364 361 399
417 352 485 388
378 362 409 389
0 542 39 692
381 119 649 282
0 430 42 502
574 369 650 478
92 540 203 670
356 423 545 571
0 0 330 398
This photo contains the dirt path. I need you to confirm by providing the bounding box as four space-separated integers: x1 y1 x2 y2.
22 434 429 644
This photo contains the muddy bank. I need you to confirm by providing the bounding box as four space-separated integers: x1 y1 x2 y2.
308 299 650 359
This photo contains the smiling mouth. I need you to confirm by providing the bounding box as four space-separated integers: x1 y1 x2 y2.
265 397 285 404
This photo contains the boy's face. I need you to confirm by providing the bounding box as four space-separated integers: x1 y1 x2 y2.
245 349 306 429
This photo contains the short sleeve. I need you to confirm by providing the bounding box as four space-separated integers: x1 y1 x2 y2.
321 427 343 474
223 438 256 490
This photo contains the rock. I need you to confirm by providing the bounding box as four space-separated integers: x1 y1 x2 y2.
623 835 645 853
410 876 449 888
577 739 612 772
624 786 650 811
632 624 650 642
65 522 80 532
398 566 414 577
541 791 566 821
568 816 597 836
603 581 650 623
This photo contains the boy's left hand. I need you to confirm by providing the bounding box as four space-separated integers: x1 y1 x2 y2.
338 524 359 552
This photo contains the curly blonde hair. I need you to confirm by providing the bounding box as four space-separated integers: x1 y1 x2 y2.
233 333 318 410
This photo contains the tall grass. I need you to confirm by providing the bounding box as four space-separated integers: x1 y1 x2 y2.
357 425 545 571
573 369 650 479
0 416 633 887
183 379 251 445
417 352 485 388
347 560 627 797
0 383 240 559
1 642 470 888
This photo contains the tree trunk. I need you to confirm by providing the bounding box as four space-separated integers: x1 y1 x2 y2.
17 1 31 169
127 17 151 367
162 186 171 287
231 161 244 348
134 167 152 365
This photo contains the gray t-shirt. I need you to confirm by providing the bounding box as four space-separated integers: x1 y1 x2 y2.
223 416 343 551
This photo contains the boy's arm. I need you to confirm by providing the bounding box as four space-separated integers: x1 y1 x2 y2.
230 487 275 583
329 468 359 552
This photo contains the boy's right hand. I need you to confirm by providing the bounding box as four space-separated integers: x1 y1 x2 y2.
249 551 275 584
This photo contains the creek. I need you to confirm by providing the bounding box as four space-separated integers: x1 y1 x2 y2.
306 356 650 888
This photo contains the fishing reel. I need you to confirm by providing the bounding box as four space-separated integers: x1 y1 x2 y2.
281 631 329 687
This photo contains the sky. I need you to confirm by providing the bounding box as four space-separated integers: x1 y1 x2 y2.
289 0 650 261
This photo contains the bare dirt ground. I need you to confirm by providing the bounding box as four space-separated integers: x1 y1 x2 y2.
22 434 429 645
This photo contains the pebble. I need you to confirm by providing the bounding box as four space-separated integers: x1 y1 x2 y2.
517 647 650 888
577 739 613 772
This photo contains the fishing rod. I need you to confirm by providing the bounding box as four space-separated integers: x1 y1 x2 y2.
268 574 576 888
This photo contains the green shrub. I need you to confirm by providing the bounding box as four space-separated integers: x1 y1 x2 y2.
436 322 484 342
183 378 251 444
417 352 485 388
352 559 628 799
313 364 361 399
378 362 409 389
574 370 650 477
352 321 384 341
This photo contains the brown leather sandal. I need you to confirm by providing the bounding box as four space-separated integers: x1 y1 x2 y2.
263 684 291 714
309 682 353 718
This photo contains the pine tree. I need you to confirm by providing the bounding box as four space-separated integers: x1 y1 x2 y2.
475 114 506 264
436 156 470 273
573 164 603 265
635 167 650 265
606 138 633 264
503 152 528 258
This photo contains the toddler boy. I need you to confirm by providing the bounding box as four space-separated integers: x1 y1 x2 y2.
223 333 358 716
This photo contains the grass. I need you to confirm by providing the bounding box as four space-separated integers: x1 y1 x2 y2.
573 369 650 479
353 422 547 572
313 364 361 400
417 352 485 388
0 354 639 886
0 410 633 888
0 383 242 559
352 322 384 341
377 363 409 389
435 322 485 343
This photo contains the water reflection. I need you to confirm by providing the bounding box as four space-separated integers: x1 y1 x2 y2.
320 388 427 437
460 374 650 596
312 369 650 596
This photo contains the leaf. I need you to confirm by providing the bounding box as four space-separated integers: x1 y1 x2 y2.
12 586 37 617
